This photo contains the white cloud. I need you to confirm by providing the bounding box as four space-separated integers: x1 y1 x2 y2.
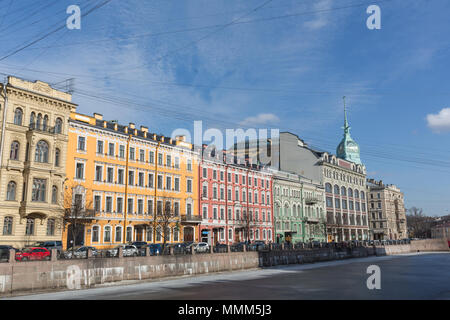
426 108 450 133
239 113 280 126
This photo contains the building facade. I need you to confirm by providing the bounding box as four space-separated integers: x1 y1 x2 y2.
0 76 75 248
199 149 273 245
63 112 200 249
366 179 407 240
272 170 326 244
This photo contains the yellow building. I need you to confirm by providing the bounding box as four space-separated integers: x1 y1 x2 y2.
63 112 200 249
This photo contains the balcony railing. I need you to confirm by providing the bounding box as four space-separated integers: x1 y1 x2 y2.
29 123 59 134
305 197 320 205
180 214 202 223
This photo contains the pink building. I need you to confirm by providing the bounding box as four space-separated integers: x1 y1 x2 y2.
198 150 273 245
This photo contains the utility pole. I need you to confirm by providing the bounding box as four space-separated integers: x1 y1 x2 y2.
153 141 161 243
123 134 132 244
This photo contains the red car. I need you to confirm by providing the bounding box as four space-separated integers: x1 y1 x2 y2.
15 247 51 261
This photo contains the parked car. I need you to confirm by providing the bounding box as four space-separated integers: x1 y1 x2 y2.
147 243 162 256
213 243 229 253
194 242 210 253
248 241 265 251
0 245 18 261
24 241 45 248
41 241 63 255
64 246 99 259
107 245 139 257
130 241 148 249
15 247 51 261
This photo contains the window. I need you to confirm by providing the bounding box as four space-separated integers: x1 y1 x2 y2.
51 186 58 204
35 140 49 163
174 202 179 216
149 151 154 163
10 141 19 160
106 196 112 212
31 179 46 202
138 199 144 214
334 185 340 195
117 197 123 213
348 188 353 197
118 169 124 184
14 108 23 125
187 159 192 171
187 179 192 193
47 219 55 236
115 226 122 242
202 206 207 219
341 186 347 196
325 183 332 193
127 198 134 214
213 207 218 219
187 203 192 215
128 171 134 185
148 173 154 188
108 143 115 156
94 195 101 212
92 226 99 242
213 170 217 180
55 118 63 134
203 168 207 178
166 155 171 167
166 176 171 190
95 166 103 182
103 226 111 242
129 147 135 160
157 175 163 189
157 201 162 215
76 163 84 179
119 145 125 158
139 172 144 187
148 199 153 215
146 227 152 242
97 140 104 154
6 181 16 201
25 218 35 235
326 197 333 208
3 217 13 235
174 177 180 191
55 148 60 167
37 114 42 130
78 136 86 151
107 168 114 183
140 149 145 162
158 153 163 165
220 208 225 220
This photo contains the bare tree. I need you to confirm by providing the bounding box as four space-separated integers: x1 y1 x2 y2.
153 199 180 253
406 207 433 238
62 182 95 253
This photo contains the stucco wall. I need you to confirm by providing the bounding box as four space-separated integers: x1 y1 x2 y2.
0 252 259 295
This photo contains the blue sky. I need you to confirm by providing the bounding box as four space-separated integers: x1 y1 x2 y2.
0 0 449 216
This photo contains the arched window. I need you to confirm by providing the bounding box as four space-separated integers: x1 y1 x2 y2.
104 226 111 242
37 113 42 130
14 108 23 125
355 190 360 199
334 185 340 195
115 226 122 242
30 112 36 127
361 191 365 200
43 115 48 131
348 188 353 198
51 186 58 204
325 183 332 193
55 148 60 167
55 117 63 134
35 140 49 163
341 186 347 196
10 141 19 160
6 181 16 201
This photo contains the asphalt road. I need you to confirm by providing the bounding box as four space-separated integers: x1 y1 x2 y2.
3 252 450 300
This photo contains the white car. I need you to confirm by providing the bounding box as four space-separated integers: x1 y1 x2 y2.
107 245 139 257
194 242 210 253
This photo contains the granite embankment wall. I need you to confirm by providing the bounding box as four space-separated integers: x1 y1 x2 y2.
0 239 447 296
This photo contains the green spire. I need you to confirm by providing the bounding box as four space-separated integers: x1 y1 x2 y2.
336 96 362 165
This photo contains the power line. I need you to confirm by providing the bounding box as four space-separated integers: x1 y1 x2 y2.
0 0 113 62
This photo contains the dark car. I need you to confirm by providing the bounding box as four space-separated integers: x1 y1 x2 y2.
147 243 162 256
130 241 148 249
41 241 63 256
0 245 18 262
64 246 99 259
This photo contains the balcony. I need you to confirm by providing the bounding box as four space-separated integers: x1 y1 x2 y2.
305 196 320 205
28 123 59 134
181 214 202 223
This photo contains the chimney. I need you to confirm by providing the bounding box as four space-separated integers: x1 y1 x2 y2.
93 113 103 120
129 123 135 129
140 126 148 133
176 135 186 142
103 121 107 128
124 126 128 134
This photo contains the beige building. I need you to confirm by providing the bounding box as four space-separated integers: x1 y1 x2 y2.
366 179 407 240
0 76 76 248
